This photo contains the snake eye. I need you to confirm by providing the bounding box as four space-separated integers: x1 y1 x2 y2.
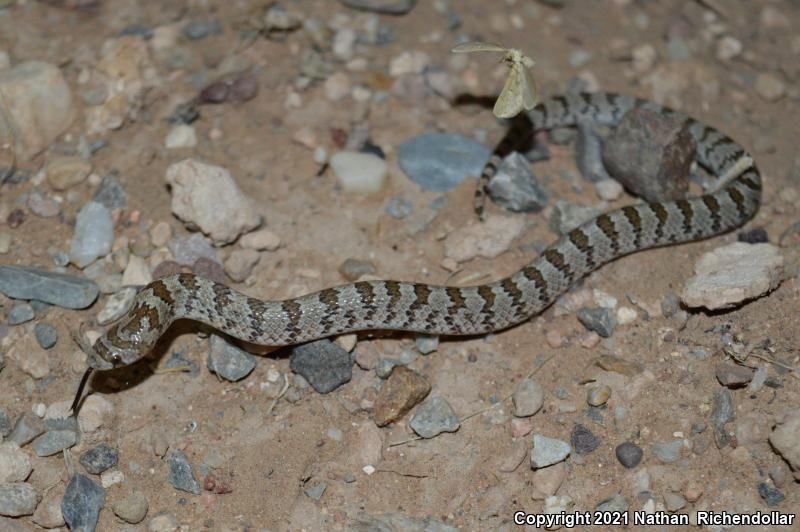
109 353 122 365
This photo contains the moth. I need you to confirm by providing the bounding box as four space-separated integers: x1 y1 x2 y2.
452 41 538 119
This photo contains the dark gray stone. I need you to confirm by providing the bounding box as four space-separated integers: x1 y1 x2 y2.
7 303 34 325
0 265 98 309
340 0 416 15
207 335 256 382
398 133 490 192
571 423 600 454
577 307 616 338
757 482 785 507
32 430 77 457
290 339 352 394
615 442 643 468
80 443 119 475
61 474 105 531
487 152 548 212
409 396 459 438
8 412 45 446
167 450 201 495
711 389 735 448
34 323 58 349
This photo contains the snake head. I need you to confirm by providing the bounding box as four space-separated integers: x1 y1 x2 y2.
72 324 140 371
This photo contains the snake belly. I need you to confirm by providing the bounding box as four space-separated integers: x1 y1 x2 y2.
89 92 762 367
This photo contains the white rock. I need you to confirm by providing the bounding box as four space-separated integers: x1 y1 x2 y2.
324 72 351 102
100 469 125 488
165 159 261 245
444 214 525 262
332 28 356 61
715 36 742 61
122 255 152 286
389 50 430 77
97 286 137 325
592 289 618 309
329 151 388 194
595 179 623 201
77 394 115 434
240 228 281 251
616 306 638 325
69 201 114 268
681 243 784 310
0 443 32 483
165 124 197 149
0 61 75 160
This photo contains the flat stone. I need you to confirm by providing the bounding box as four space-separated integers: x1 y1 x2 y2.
0 265 98 309
31 486 64 528
33 323 58 349
79 443 119 475
513 379 544 417
340 0 416 15
531 434 571 468
61 474 105 530
487 152 548 212
757 482 785 507
577 307 616 338
167 450 201 494
444 214 525 262
7 303 34 325
651 439 682 463
32 430 76 457
398 133 490 192
0 443 32 483
46 156 92 191
7 412 44 446
290 339 352 394
0 482 39 517
373 366 431 426
715 362 755 388
409 396 460 438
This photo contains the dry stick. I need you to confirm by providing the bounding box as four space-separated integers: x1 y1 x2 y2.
266 373 290 415
388 353 556 448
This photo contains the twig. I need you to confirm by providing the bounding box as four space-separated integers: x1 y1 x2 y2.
266 373 290 415
375 468 429 479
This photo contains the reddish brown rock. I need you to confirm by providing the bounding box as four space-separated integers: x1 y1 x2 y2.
372 366 431 427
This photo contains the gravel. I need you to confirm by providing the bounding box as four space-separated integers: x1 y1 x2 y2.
61 474 105 531
577 307 616 338
33 323 58 349
167 450 201 495
290 339 353 394
80 443 119 475
409 396 460 438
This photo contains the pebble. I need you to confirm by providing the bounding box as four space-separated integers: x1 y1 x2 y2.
0 233 10 254
339 258 376 282
304 482 327 501
0 61 75 160
239 228 281 251
333 28 356 61
33 323 58 349
664 492 686 512
167 450 201 494
0 482 38 517
77 395 115 434
100 470 124 488
409 396 459 438
512 379 545 417
738 227 769 244
595 179 623 201
398 133 490 192
615 442 643 468
602 107 694 202
414 335 438 355
755 72 785 102
388 50 430 77
577 307 616 338
544 494 575 516
531 434 571 468
168 233 218 266
97 286 137 325
0 411 9 438
569 49 592 68
80 443 119 475
651 439 682 463
587 385 611 406
385 196 413 219
571 423 600 454
341 0 417 15
165 159 261 245
715 36 742 61
46 156 92 190
149 222 172 248
444 214 525 262
182 18 221 40
122 255 152 286
7 413 44 446
324 72 351 101
32 429 76 456
715 362 754 388
769 412 800 473
148 512 179 532
290 339 352 393
487 152 548 212
596 493 628 513
165 124 197 149
27 191 61 218
576 122 612 183
113 490 148 524
192 257 226 284
549 200 603 234
207 335 257 382
61 474 105 530
757 482 785 507
0 443 32 483
69 201 114 268
530 462 566 499
224 249 260 282
329 151 388 194
7 303 34 325
373 366 431 426
31 487 64 528
681 243 784 310
93 173 127 211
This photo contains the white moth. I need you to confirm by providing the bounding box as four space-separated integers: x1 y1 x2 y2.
452 41 538 119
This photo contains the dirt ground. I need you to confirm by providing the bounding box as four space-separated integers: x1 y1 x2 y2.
0 0 799 530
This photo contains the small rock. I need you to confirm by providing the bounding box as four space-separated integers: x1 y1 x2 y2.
715 36 742 61
93 173 127 211
122 255 152 286
340 0 416 15
513 379 545 417
544 494 575 516
69 201 114 268
569 49 592 68
239 228 280 251
165 159 261 245
414 335 438 355
167 450 201 495
409 396 459 438
80 443 119 475
664 492 686 512
0 443 32 483
148 513 179 532
33 323 58 349
487 152 548 212
77 394 114 434
389 50 429 77
330 151 388 194
7 413 44 446
100 470 124 488
769 412 800 473
530 462 566 499
757 482 785 507
398 133 490 192
324 72 351 101
165 124 197 149
263 4 301 33
549 200 603 234
587 385 611 406
27 191 61 218
224 249 260 282
755 73 785 102
615 442 643 468
290 339 352 393
207 335 257 382
577 307 616 338
113 490 148 524
576 122 612 183
596 494 629 513
182 18 221 40
385 196 413 219
61 474 105 530
31 486 64 528
97 287 137 325
531 434 571 468
715 362 754 388
651 439 682 463
304 481 327 501
32 429 76 457
339 258 376 282
681 243 784 310
616 306 637 325
192 257 226 284
46 156 92 190
444 214 525 262
738 227 769 244
373 366 431 426
0 482 39 517
0 411 10 438
7 303 34 325
595 179 623 201
603 107 694 202
149 222 172 248
571 424 600 454
168 233 218 266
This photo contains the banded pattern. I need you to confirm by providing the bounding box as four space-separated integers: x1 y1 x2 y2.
86 92 762 372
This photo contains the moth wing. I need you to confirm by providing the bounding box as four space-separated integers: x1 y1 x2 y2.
493 64 523 119
452 41 507 54
521 63 539 110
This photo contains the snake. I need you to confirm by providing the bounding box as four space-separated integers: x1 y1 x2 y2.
71 91 761 406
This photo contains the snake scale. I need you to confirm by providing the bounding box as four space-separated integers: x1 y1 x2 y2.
82 92 762 373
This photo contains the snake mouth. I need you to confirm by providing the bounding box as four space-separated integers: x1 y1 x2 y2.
86 349 114 371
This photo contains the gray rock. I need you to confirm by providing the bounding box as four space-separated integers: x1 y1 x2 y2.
596 493 629 513
711 389 735 427
570 423 600 454
290 339 352 394
531 434 571 469
575 122 612 182
385 196 413 219
398 133 490 192
487 152 548 212
182 18 222 40
69 201 114 268
43 414 78 433
352 512 457 532
715 362 754 388
651 440 682 463
340 0 416 15
513 378 544 417
33 323 58 349
409 396 460 438
577 307 616 338
168 233 218 267
664 492 686 511
0 442 32 483
0 265 98 309
0 482 39 517
80 443 119 475
603 107 695 202
304 482 327 501
8 412 45 446
757 482 785 507
375 358 402 379
0 410 10 438
615 442 643 468
549 200 602 234
660 294 680 317
206 335 257 382
32 430 76 457
61 474 105 531
92 173 127 211
167 450 201 495
414 335 438 355
7 303 34 325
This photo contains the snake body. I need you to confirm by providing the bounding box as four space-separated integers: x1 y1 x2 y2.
86 92 762 371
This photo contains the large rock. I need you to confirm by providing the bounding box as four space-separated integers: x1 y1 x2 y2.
0 265 98 309
0 61 75 160
770 412 800 478
165 159 261 245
